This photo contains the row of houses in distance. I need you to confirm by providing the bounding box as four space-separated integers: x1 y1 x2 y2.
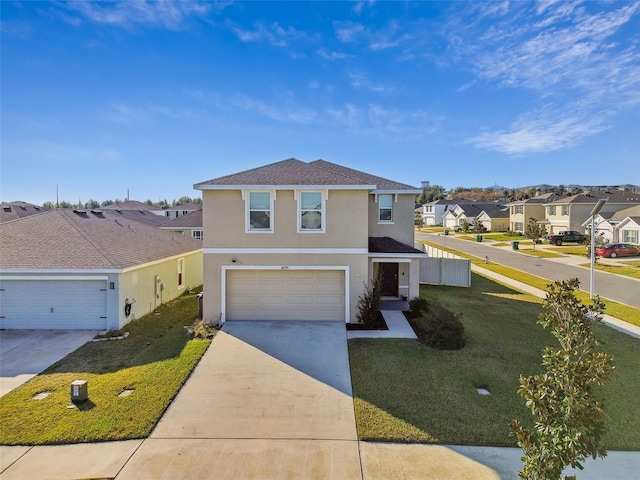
417 190 640 244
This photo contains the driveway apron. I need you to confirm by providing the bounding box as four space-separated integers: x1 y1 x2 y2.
117 321 362 479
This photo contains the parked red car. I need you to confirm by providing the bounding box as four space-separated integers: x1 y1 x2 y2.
595 243 640 258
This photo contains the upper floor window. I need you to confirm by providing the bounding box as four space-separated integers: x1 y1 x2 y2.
378 194 393 223
192 230 203 240
549 205 556 215
246 191 273 232
298 191 325 232
562 205 569 216
515 205 523 214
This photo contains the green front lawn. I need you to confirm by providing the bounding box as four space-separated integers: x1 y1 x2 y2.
420 240 640 327
349 275 640 448
547 246 588 256
0 289 212 445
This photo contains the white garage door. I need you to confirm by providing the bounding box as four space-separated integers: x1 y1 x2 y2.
227 270 345 321
0 279 108 329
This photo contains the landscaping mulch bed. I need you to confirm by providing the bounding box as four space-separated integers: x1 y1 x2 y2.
346 311 388 330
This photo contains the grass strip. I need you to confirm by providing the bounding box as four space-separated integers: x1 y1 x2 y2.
420 240 640 327
577 263 640 280
0 289 212 445
349 274 640 448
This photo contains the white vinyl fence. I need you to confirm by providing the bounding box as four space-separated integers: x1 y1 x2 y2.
415 243 471 287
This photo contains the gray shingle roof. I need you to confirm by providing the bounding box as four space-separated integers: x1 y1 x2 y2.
368 237 425 254
0 209 202 270
1 202 45 223
99 200 162 212
194 158 419 192
160 209 203 228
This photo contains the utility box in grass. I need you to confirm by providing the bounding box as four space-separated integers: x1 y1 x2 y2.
71 380 88 404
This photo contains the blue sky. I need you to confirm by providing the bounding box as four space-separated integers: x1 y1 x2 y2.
2 1 639 205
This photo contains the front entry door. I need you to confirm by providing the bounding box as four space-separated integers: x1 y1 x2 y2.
380 263 399 297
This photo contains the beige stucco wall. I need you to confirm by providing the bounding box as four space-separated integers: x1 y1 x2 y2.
202 252 369 324
117 250 203 328
367 194 416 245
202 189 369 248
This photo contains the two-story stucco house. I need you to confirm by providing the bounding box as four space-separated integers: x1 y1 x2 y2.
506 193 561 233
194 158 425 325
544 192 640 234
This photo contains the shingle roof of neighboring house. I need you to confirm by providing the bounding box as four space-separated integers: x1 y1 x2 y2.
549 192 640 205
481 205 510 219
1 201 45 223
98 208 168 227
611 205 640 221
369 237 424 254
160 209 203 229
507 193 562 205
0 209 202 270
99 200 162 212
194 158 419 192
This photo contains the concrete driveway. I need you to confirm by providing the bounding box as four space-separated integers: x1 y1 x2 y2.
0 330 98 397
116 321 361 479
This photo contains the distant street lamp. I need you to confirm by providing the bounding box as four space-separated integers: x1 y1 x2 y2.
589 199 608 299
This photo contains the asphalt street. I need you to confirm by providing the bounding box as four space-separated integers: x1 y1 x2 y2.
416 232 640 310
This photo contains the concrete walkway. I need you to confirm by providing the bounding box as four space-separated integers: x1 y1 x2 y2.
1 319 639 479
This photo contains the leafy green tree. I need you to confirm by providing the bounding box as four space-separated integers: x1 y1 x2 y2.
584 229 607 259
41 201 55 210
417 184 446 204
511 279 614 480
524 217 546 252
101 199 114 206
84 199 100 209
414 210 424 228
461 219 470 233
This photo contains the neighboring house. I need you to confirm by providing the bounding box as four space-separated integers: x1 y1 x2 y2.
442 202 507 231
580 205 640 244
417 199 460 226
160 209 203 239
161 202 202 219
506 193 561 233
193 158 425 324
99 200 163 215
1 201 45 223
545 192 640 234
0 209 203 330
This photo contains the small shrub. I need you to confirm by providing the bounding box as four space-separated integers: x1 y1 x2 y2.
408 296 430 319
356 273 383 328
191 320 218 339
412 303 465 350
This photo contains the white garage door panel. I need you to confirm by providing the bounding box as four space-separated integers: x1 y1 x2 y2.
227 270 344 321
0 280 107 329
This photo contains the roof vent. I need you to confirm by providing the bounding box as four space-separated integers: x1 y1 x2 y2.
2 207 11 212
73 210 88 217
90 210 105 218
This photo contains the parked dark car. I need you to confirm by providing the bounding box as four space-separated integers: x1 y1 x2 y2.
595 243 640 258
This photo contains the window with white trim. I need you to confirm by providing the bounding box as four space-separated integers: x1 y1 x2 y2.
298 191 325 232
515 222 523 231
515 205 523 214
246 191 273 232
378 194 393 222
177 258 185 288
191 230 203 240
562 205 569 216
622 229 638 244
549 205 556 215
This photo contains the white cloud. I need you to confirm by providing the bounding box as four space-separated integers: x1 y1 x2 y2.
231 21 307 48
230 95 317 124
469 104 611 154
317 49 348 60
447 1 640 154
348 71 389 92
62 0 217 29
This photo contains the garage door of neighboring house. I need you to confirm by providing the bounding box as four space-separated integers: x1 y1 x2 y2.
0 279 108 329
226 270 345 321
